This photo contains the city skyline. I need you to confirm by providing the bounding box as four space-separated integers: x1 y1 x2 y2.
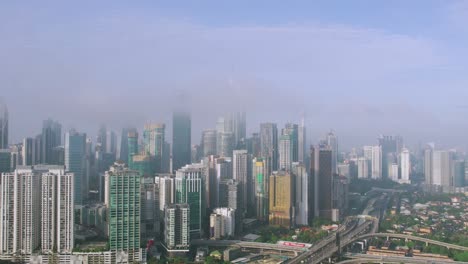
2 2 468 263
2 1 468 150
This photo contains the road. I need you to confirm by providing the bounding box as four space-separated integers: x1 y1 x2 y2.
353 233 468 251
192 239 308 253
288 193 388 264
343 253 468 264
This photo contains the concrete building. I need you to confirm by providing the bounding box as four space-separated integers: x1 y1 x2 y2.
279 134 293 171
204 156 231 210
389 163 399 182
292 162 308 226
369 146 382 180
164 204 190 253
399 148 411 184
432 150 452 189
210 208 236 239
156 174 175 215
332 176 349 221
424 146 433 186
40 166 74 254
0 167 41 255
219 179 240 211
0 165 73 255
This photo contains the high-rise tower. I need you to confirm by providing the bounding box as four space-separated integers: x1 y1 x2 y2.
144 123 165 173
173 112 192 172
0 100 8 149
260 123 278 173
41 119 62 164
65 130 87 205
175 163 206 238
105 162 141 262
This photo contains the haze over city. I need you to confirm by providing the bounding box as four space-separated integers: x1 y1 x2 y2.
2 1 468 150
2 2 468 264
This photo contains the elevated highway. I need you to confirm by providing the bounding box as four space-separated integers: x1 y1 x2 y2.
351 233 468 251
343 253 468 264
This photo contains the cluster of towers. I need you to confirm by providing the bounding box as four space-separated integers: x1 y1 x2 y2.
0 98 466 261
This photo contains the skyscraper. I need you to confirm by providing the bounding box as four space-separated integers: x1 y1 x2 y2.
370 146 382 180
127 130 139 168
201 129 217 157
279 134 293 171
232 150 251 215
65 130 87 205
105 162 141 261
317 147 333 220
252 158 268 222
298 116 306 163
218 132 234 158
164 204 190 253
432 150 452 189
260 123 278 172
210 208 236 239
140 177 159 241
283 123 299 162
269 171 294 228
172 111 192 172
246 133 261 158
97 125 107 154
399 148 411 184
41 119 62 164
454 161 465 187
424 145 434 186
156 174 175 215
204 155 230 210
228 112 247 149
106 130 118 157
119 127 136 164
22 138 35 166
0 149 11 175
0 167 41 255
292 162 308 226
175 163 205 238
144 123 165 172
0 100 8 149
378 135 403 179
40 166 74 254
326 131 338 174
219 179 240 211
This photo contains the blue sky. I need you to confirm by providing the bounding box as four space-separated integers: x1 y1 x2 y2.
1 1 468 150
